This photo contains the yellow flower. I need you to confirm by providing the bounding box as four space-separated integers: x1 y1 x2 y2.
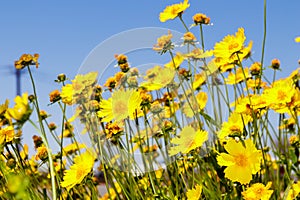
99 182 122 200
98 89 142 122
270 58 280 70
61 84 74 105
14 53 39 69
193 13 210 25
217 139 262 184
61 150 95 191
159 0 190 22
186 184 202 200
153 31 173 53
245 79 267 92
192 72 206 90
295 37 300 43
169 126 208 156
214 28 246 59
35 146 48 161
62 143 86 156
0 99 9 116
183 32 197 44
182 91 208 118
61 72 98 105
6 93 31 122
287 181 300 200
140 66 175 91
214 28 252 70
165 52 184 69
218 112 252 140
49 89 61 103
0 126 15 144
72 71 98 95
262 78 296 113
249 62 261 76
242 182 273 200
183 48 213 61
225 67 251 85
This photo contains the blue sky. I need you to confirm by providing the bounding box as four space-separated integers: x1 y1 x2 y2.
0 0 299 150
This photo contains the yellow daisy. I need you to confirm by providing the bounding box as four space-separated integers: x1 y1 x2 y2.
214 28 246 59
214 28 253 70
262 78 296 113
186 184 202 200
242 182 273 200
225 67 251 85
165 52 184 69
159 0 190 22
140 66 175 91
182 91 208 118
169 126 208 156
6 93 31 122
98 89 142 122
0 126 15 144
218 111 252 140
286 181 300 200
61 84 74 105
217 139 262 184
61 150 95 191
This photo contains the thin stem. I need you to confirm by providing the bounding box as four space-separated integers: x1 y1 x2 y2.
27 66 57 200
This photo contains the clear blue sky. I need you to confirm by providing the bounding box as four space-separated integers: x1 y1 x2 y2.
0 0 299 150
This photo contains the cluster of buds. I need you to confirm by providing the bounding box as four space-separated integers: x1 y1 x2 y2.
14 53 39 69
115 54 130 72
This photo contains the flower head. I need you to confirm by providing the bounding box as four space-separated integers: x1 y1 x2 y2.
193 13 210 25
270 58 280 70
153 31 173 54
169 126 208 156
140 66 175 91
217 139 262 184
98 89 143 122
242 182 273 200
61 150 95 191
165 52 184 69
214 28 252 70
186 184 202 200
61 84 74 105
225 67 251 85
14 53 39 69
0 126 15 144
159 0 190 22
6 93 31 123
218 111 252 140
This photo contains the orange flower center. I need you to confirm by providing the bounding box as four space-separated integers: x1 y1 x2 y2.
76 168 85 180
228 42 239 51
234 154 248 167
277 90 288 101
113 100 127 116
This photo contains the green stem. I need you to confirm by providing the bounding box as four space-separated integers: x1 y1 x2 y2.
27 66 57 200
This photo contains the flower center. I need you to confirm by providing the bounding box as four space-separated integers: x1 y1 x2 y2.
76 168 85 180
277 90 287 101
113 100 128 118
234 154 248 167
228 42 239 51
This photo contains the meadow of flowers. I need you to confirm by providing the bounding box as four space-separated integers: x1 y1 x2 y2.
1 0 300 199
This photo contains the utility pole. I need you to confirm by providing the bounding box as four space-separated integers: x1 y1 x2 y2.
16 68 21 96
